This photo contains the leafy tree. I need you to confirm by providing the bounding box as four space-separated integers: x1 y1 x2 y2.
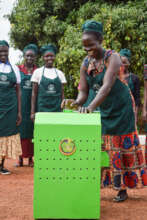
8 0 95 49
9 0 147 100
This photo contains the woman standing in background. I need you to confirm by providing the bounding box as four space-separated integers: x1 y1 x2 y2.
119 49 141 121
0 40 22 174
17 44 38 167
31 44 66 120
142 64 147 168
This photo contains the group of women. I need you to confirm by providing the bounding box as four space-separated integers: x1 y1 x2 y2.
0 20 147 202
0 41 66 172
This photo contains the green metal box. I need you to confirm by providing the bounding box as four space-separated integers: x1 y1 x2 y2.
34 112 108 219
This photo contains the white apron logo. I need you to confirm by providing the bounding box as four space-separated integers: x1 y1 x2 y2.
93 83 101 94
23 80 32 89
0 75 9 85
47 84 56 94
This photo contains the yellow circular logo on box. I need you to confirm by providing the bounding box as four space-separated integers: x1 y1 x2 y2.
59 138 76 156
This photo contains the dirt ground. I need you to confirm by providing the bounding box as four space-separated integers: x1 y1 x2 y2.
0 159 147 220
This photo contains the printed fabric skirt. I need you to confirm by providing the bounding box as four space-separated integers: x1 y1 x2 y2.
0 133 22 163
101 131 147 190
21 139 34 158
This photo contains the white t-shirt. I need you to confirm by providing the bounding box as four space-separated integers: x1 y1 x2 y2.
0 62 21 83
31 66 67 85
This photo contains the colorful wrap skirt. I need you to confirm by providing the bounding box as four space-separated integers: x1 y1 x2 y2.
0 133 22 163
101 131 147 190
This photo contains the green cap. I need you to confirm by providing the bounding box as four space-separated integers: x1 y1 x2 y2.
82 20 103 34
40 44 57 56
23 44 38 54
0 40 9 47
119 49 131 61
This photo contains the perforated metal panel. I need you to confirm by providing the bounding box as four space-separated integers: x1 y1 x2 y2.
34 113 101 219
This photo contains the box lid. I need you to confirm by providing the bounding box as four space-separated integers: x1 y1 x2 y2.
35 112 101 126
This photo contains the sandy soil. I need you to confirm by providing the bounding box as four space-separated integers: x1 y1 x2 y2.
0 159 147 220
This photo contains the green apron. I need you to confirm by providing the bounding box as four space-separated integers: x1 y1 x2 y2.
37 67 62 112
86 64 135 135
0 68 18 137
19 71 34 139
83 80 100 111
127 73 134 95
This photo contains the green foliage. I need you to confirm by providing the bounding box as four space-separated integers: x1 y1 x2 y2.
9 0 147 102
56 0 147 98
8 0 93 49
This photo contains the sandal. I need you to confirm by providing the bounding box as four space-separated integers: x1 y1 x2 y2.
113 190 128 202
28 158 34 167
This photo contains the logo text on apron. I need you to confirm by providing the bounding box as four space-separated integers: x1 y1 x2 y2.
47 83 56 94
0 74 9 85
93 83 101 94
23 80 32 89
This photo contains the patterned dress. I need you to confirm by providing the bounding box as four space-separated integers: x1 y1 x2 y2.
82 50 147 190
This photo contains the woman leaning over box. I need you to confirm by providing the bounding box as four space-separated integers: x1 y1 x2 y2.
71 21 147 202
31 44 66 120
17 44 38 167
0 40 22 175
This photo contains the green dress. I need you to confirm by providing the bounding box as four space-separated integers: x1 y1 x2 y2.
84 53 135 135
37 67 62 112
0 68 18 137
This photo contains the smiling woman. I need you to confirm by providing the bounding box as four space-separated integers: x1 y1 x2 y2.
70 20 147 202
16 44 38 167
30 44 67 121
0 40 22 175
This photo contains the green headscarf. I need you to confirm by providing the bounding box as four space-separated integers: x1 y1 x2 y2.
82 20 103 34
23 44 38 55
0 40 9 47
40 44 57 56
119 49 131 61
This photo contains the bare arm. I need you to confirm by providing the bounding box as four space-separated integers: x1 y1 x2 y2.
61 84 65 101
75 64 89 105
142 80 147 121
31 82 38 121
15 84 22 126
88 53 122 111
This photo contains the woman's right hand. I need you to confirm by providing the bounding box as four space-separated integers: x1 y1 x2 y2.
30 112 35 122
61 99 79 110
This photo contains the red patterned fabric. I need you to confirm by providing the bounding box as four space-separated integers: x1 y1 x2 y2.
101 131 147 189
18 64 37 75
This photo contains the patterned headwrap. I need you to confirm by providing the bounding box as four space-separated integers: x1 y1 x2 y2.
0 40 9 47
40 44 57 56
82 20 103 34
119 49 131 61
23 44 38 55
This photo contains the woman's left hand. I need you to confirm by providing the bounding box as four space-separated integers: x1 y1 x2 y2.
16 112 22 126
78 106 93 113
